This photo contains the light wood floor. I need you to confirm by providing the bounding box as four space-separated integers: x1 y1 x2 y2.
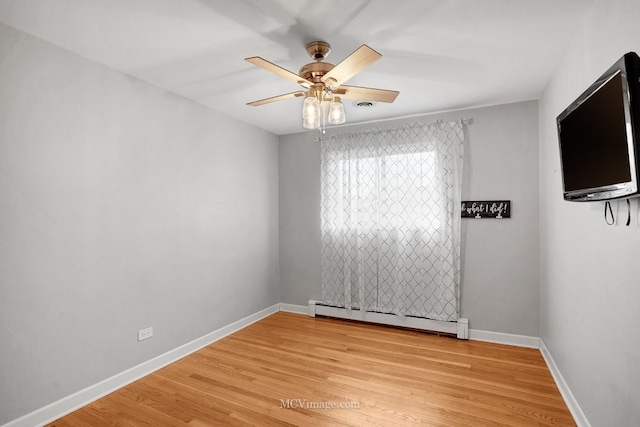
48 312 575 426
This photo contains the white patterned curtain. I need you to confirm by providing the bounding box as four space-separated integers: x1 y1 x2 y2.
321 121 465 321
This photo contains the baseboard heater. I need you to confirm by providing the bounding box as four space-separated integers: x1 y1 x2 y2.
307 300 468 339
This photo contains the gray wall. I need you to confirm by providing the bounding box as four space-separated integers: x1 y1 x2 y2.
0 24 279 424
280 100 540 336
539 0 640 425
13 2 640 423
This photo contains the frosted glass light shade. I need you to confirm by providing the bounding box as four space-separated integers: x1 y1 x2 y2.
328 98 346 124
302 96 320 119
303 115 319 129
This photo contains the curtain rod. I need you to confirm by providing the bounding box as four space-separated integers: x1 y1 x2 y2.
314 117 473 143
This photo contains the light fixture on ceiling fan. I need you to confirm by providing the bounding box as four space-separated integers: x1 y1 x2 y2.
245 41 399 133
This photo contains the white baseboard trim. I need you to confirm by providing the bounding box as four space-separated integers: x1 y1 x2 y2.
4 304 280 427
539 339 591 427
300 301 542 348
278 303 308 315
271 304 538 349
468 329 541 349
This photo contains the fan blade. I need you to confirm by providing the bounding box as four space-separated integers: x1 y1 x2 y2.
321 45 382 87
245 57 312 88
337 85 399 103
247 91 306 106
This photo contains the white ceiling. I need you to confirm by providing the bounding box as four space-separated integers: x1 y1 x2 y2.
0 0 594 135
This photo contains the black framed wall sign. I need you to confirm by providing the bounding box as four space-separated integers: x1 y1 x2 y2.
461 200 511 219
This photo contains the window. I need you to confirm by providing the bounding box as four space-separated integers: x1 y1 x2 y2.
320 121 464 321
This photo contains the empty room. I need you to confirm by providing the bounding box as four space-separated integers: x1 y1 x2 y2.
1 0 638 426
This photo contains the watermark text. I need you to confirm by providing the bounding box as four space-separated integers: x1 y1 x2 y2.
280 398 360 410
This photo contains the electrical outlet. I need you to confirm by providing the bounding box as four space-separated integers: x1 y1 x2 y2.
137 327 153 341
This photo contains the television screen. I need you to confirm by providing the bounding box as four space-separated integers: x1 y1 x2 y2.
557 52 640 201
559 72 631 191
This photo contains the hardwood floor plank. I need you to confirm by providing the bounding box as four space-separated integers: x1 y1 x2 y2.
47 312 575 426
215 333 563 409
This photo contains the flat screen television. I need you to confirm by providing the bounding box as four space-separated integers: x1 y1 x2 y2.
557 52 640 201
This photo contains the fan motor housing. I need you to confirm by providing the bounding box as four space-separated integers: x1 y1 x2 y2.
305 41 331 60
299 62 334 83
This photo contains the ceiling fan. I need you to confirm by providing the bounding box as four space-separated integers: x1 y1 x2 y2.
245 41 399 132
